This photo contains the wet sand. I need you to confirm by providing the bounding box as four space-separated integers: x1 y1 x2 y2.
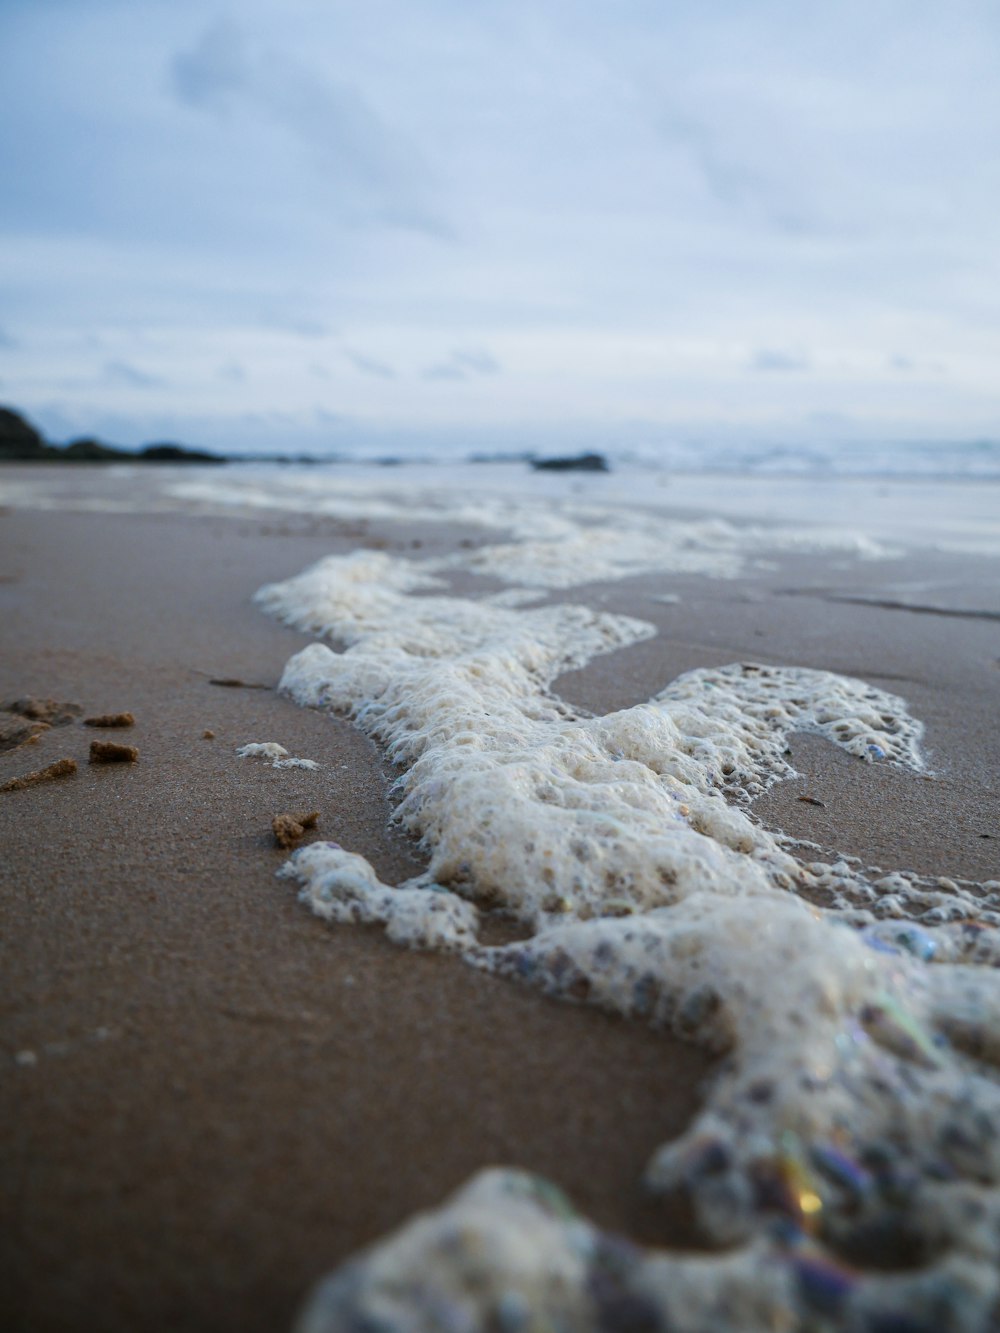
1 480 997 1332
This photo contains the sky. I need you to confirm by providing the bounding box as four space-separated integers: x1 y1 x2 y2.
1 0 999 456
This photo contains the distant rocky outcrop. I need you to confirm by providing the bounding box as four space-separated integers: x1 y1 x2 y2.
140 442 223 464
0 407 52 461
530 452 610 473
63 437 132 462
0 405 226 465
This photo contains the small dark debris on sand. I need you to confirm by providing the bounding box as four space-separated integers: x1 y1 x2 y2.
203 729 215 740
3 696 82 725
84 712 135 728
0 715 46 753
208 678 271 690
272 811 320 849
1 757 77 792
1 697 82 752
89 740 139 764
797 795 827 807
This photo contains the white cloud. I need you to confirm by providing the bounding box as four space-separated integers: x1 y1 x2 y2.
104 360 166 389
344 350 397 380
453 348 500 375
422 346 501 382
170 18 450 238
423 362 466 383
170 18 247 111
749 350 810 374
0 0 998 451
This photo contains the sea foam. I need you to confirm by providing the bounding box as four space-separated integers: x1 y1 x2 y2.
252 507 1000 1332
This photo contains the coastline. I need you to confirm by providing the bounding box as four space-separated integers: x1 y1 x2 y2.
1 471 998 1331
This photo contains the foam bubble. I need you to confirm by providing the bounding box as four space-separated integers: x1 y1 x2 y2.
296 1166 996 1333
236 742 319 771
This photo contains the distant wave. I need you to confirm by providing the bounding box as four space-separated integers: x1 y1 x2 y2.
605 438 1000 480
227 437 1000 479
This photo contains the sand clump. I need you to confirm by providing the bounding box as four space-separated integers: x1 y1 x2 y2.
0 714 46 753
272 811 320 849
84 712 135 728
89 740 139 764
1 757 77 791
3 697 82 725
1 697 82 752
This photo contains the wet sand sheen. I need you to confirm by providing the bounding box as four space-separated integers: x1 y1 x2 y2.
1 487 997 1331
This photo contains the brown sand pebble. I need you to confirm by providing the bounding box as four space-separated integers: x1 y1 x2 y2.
89 740 139 764
84 712 135 728
272 811 320 849
203 729 215 740
1 757 77 792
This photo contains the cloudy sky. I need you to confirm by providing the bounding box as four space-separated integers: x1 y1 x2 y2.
2 0 999 455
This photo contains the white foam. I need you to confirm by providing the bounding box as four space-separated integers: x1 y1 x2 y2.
296 1166 997 1333
171 469 899 587
258 542 1000 1330
436 513 894 589
236 741 319 771
280 844 479 952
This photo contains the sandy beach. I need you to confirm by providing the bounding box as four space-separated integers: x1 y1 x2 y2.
1 467 998 1331
7 0 1000 1325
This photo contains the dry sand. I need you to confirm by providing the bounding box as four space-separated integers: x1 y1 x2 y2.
0 479 997 1332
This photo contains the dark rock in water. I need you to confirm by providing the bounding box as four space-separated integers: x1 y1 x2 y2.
530 452 610 473
140 442 225 464
0 406 52 461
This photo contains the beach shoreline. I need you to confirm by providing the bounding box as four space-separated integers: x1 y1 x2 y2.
1 471 997 1331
